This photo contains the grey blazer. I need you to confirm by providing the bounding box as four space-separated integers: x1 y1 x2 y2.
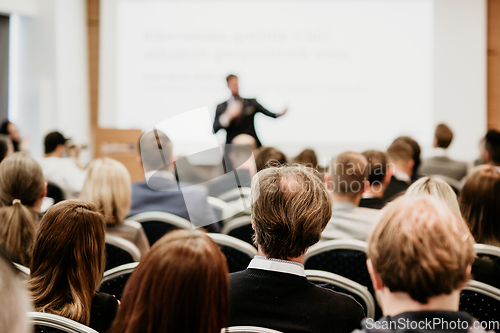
420 156 468 181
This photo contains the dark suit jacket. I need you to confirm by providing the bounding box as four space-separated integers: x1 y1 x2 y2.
213 98 279 147
383 176 410 202
420 156 468 181
359 197 386 210
130 178 220 232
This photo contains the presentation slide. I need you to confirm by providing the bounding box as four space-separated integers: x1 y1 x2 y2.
114 0 433 154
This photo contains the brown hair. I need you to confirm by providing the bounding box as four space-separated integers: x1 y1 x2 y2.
484 130 500 165
0 152 44 266
368 196 475 304
251 165 332 259
387 140 413 162
29 200 106 325
460 165 500 246
435 124 453 148
362 150 388 185
393 136 421 175
255 147 287 172
226 74 238 83
110 230 229 333
81 157 132 226
329 152 368 199
293 148 319 169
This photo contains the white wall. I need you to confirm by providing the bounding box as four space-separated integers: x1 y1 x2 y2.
9 0 90 160
0 0 37 16
431 0 487 161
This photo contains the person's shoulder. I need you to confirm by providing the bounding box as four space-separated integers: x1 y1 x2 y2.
309 283 365 317
92 292 119 310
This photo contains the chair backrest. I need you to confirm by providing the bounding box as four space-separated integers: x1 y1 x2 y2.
224 326 283 333
14 262 30 279
221 215 254 245
207 233 257 273
28 312 98 333
207 196 231 221
100 262 139 300
128 211 192 245
460 280 500 324
305 269 376 319
475 243 500 266
218 187 252 202
105 234 141 270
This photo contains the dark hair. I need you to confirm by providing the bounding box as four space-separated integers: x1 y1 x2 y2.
0 135 12 163
362 150 389 184
434 124 453 149
393 136 421 175
293 149 318 169
29 200 106 325
485 130 500 165
251 165 332 259
139 129 173 172
0 120 19 152
226 74 238 83
110 230 229 333
460 165 500 247
44 131 67 154
255 147 287 172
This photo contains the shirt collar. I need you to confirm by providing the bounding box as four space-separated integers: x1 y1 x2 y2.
393 170 412 184
434 147 448 157
248 255 305 277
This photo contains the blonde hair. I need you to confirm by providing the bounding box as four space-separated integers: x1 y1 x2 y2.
368 196 475 304
405 177 461 216
251 165 332 259
29 200 106 325
81 157 131 226
0 152 44 266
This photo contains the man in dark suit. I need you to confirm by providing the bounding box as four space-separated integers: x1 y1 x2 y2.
383 140 414 202
230 165 365 333
129 129 219 232
420 124 468 181
213 74 287 147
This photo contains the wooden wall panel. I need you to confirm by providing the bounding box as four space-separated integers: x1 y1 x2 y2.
488 0 500 130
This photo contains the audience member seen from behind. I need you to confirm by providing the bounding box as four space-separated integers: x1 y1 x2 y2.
293 148 319 169
130 129 219 232
420 124 468 181
81 157 150 255
360 150 392 210
483 130 500 167
0 134 13 163
383 140 414 202
29 200 118 332
393 136 421 182
39 131 86 199
0 244 32 333
356 196 478 333
111 230 229 333
255 146 287 172
230 165 365 333
0 152 46 266
460 165 500 289
0 120 25 152
405 176 461 216
323 152 380 241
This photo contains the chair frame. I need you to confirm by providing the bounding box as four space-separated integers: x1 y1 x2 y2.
224 326 283 333
127 211 193 230
101 262 139 285
304 239 368 262
463 280 500 301
218 187 252 202
105 234 141 262
207 233 257 258
305 269 376 319
207 196 231 220
28 312 98 333
474 243 500 258
14 262 30 278
221 215 252 235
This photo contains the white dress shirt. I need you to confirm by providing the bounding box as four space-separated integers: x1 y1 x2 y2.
248 255 305 277
39 157 86 199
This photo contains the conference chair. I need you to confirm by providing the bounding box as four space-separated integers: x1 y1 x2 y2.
127 212 192 245
475 243 500 266
207 196 231 222
13 262 30 279
221 215 254 245
105 234 141 270
207 233 257 273
460 280 500 324
218 187 252 202
100 262 139 300
224 327 283 333
305 269 376 319
29 312 97 333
